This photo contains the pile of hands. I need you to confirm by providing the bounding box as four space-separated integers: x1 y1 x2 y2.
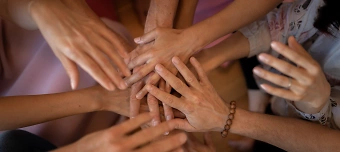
31 0 331 151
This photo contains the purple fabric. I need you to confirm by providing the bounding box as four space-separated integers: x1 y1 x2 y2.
0 19 132 146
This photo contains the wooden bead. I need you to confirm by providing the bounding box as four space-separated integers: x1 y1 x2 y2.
231 101 236 105
228 114 234 120
230 109 235 114
221 130 228 138
224 125 230 130
227 119 232 125
231 104 236 109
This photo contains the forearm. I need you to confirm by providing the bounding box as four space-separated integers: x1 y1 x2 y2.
184 0 282 52
0 87 100 130
194 32 249 73
0 0 38 29
174 0 198 29
144 0 179 32
232 109 340 151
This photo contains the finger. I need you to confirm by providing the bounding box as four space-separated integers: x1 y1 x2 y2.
160 80 174 121
134 132 187 152
170 119 196 132
270 41 315 71
154 64 193 98
170 147 185 152
130 80 143 118
146 84 188 112
257 53 309 82
134 28 159 44
172 57 200 88
288 36 311 57
58 54 79 90
101 26 130 58
125 62 155 86
97 37 131 78
111 113 152 135
173 109 186 119
253 66 304 93
136 73 161 99
66 49 115 91
127 51 152 69
124 120 179 149
147 94 161 126
260 84 300 101
204 132 215 151
190 57 210 84
85 45 127 90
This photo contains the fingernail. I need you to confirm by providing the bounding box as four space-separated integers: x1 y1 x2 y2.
136 92 144 99
120 81 127 90
253 68 263 76
166 115 173 121
172 57 180 64
71 80 76 90
152 119 159 126
155 64 163 72
179 133 187 143
258 54 269 63
271 41 280 50
164 132 170 135
108 83 115 91
134 37 141 43
260 84 267 90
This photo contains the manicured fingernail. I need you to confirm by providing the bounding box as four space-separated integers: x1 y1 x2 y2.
253 68 263 76
172 57 180 64
258 54 269 63
134 37 141 43
155 64 163 72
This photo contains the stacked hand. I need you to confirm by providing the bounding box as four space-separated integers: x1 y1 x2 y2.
126 28 197 126
145 56 229 132
29 0 132 91
253 36 330 112
53 113 187 152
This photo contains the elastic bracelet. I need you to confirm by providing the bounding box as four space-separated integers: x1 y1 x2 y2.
221 101 236 138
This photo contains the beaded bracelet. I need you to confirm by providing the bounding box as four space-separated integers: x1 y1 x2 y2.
221 101 236 138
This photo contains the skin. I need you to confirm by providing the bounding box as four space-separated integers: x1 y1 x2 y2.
0 0 131 91
52 113 188 152
129 0 198 127
146 55 340 152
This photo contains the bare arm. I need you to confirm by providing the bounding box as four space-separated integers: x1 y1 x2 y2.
0 0 37 29
174 0 198 29
194 32 250 73
233 109 340 152
144 0 179 32
0 86 130 131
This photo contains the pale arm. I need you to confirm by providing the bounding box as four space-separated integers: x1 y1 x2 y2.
174 0 198 29
233 109 340 152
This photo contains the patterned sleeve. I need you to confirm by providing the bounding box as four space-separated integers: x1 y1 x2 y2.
238 18 272 58
289 86 340 130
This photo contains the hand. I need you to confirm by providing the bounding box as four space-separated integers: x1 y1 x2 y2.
253 36 330 112
182 132 216 152
29 0 131 91
125 28 197 99
146 57 229 132
53 113 187 152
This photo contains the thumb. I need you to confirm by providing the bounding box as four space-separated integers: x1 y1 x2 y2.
134 28 160 44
